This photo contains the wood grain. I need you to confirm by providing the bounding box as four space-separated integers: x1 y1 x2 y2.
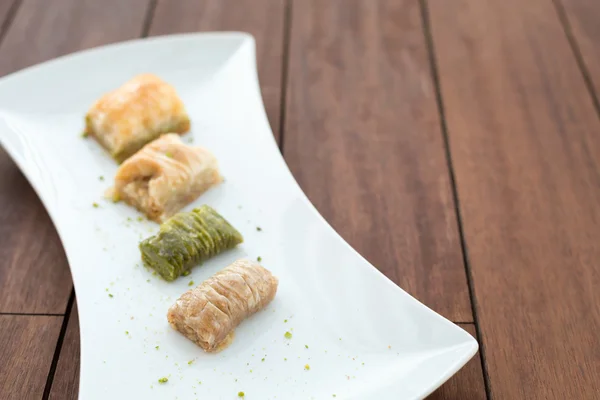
559 0 600 97
49 303 79 400
428 325 486 400
283 0 472 321
0 148 72 313
0 0 151 313
428 0 600 398
0 315 62 399
149 0 286 141
0 0 17 33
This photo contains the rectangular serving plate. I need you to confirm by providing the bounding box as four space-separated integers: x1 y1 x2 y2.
0 33 477 400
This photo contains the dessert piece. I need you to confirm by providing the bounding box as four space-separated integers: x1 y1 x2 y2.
167 259 278 351
113 134 221 222
139 205 243 281
85 74 190 162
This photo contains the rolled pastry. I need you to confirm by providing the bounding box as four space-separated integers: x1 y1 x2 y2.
85 74 190 162
139 205 243 281
167 259 278 352
113 134 222 222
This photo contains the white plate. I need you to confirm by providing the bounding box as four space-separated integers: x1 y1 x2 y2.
0 33 477 400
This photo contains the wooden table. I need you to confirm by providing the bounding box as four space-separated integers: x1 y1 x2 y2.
0 0 598 399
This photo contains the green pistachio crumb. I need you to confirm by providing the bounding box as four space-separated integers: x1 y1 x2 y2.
125 331 129 335
284 331 292 339
261 358 265 362
333 395 337 398
304 364 310 370
99 176 104 181
127 217 133 222
284 358 287 361
108 293 113 298
92 202 99 208
146 279 150 283
182 270 191 276
155 346 159 350
188 360 194 365
257 256 262 262
305 345 309 349
158 377 168 384
284 319 288 323
238 392 245 398
165 152 173 158
256 226 262 231
137 216 144 222
188 280 195 286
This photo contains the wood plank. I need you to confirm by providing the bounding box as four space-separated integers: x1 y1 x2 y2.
428 324 486 400
283 0 472 321
0 0 151 313
0 0 17 32
559 0 600 98
49 303 79 400
428 0 600 398
149 0 286 141
0 315 63 399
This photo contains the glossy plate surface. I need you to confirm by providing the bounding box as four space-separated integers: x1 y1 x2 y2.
0 33 477 400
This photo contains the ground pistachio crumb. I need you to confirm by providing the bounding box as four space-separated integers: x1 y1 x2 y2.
146 279 151 283
188 280 195 286
256 226 262 231
165 151 173 158
81 131 89 138
188 360 194 365
125 331 129 335
158 377 168 384
305 345 309 349
155 346 159 350
92 202 99 208
304 364 310 370
257 256 262 262
238 392 245 398
261 358 265 362
99 176 104 181
284 357 287 361
137 216 144 222
333 395 337 398
108 293 113 298
182 270 191 277
284 331 292 339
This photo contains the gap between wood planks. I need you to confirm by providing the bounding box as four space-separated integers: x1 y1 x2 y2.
418 1 491 399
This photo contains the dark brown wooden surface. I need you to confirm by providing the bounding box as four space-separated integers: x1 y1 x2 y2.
0 315 62 399
284 0 472 322
48 303 79 400
148 0 286 140
559 0 600 98
428 0 600 398
2 0 600 398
